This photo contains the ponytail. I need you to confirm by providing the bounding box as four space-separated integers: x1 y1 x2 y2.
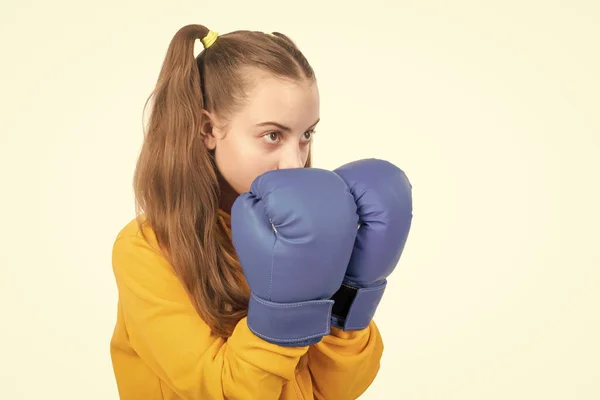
133 24 250 338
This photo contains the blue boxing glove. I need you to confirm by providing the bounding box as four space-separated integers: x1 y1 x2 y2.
231 168 359 347
330 159 413 331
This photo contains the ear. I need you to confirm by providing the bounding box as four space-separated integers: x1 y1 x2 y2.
200 110 217 150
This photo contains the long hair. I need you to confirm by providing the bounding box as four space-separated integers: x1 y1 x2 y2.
133 24 315 338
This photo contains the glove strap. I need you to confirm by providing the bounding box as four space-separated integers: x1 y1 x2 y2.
331 280 387 331
247 293 334 347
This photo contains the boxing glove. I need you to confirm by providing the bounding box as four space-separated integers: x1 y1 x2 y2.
231 167 359 347
331 158 413 331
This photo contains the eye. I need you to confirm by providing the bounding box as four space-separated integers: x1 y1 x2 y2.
263 131 282 144
301 129 316 143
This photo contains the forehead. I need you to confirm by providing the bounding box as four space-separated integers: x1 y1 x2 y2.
237 72 320 127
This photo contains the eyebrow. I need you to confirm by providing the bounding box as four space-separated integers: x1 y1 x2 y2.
255 118 320 132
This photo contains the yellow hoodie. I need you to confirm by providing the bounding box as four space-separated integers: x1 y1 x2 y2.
110 211 383 400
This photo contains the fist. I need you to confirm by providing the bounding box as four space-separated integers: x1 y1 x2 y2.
231 167 359 345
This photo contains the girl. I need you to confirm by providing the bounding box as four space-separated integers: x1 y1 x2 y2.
110 24 409 400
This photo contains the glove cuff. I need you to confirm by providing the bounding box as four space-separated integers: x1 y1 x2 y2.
247 293 334 347
330 280 387 331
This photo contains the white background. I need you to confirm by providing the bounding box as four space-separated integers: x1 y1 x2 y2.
1 0 599 398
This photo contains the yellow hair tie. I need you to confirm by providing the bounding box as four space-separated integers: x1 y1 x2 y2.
202 30 218 49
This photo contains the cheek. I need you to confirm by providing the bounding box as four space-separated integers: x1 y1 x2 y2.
215 138 278 193
301 144 311 165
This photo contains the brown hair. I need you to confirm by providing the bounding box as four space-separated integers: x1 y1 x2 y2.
133 24 316 338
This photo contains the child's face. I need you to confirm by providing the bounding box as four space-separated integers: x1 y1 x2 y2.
206 73 320 195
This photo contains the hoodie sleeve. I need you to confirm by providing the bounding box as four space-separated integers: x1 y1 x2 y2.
111 232 308 400
307 321 384 400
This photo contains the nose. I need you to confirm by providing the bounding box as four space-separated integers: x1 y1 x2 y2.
278 144 304 170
